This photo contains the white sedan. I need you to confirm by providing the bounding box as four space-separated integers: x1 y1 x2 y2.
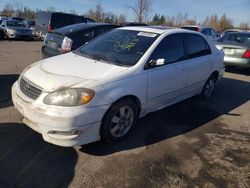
12 26 224 147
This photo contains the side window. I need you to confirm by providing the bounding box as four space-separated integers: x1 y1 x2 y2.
82 29 95 42
185 34 211 59
150 34 184 64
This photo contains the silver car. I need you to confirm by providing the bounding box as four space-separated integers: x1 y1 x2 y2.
0 20 32 40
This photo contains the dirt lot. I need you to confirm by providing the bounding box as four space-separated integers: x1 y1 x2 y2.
0 40 250 188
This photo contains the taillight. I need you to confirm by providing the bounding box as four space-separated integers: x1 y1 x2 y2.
48 25 53 32
61 36 73 53
242 49 250 58
196 27 200 32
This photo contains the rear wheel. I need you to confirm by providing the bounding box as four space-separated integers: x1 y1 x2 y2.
101 98 139 143
199 75 216 99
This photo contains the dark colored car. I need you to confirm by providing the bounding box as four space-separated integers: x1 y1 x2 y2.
35 11 95 38
120 22 148 26
215 32 250 68
42 23 119 58
11 17 25 21
0 20 4 39
23 20 36 28
181 25 220 41
0 20 32 40
23 20 36 37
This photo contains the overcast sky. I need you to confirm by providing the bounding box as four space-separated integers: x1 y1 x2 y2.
0 0 249 26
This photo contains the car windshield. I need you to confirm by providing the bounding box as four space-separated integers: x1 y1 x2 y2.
6 21 26 28
75 29 159 66
217 33 250 46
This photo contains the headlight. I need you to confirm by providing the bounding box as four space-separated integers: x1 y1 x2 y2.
43 88 95 107
7 29 15 35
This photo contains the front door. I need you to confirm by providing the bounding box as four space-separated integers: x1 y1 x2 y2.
146 34 188 112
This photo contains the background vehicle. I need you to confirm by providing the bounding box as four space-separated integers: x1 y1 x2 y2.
23 20 36 29
12 27 224 147
181 25 220 41
23 19 36 37
215 32 250 68
35 11 95 39
0 21 4 39
11 17 25 21
0 20 32 40
223 29 243 35
120 22 148 26
0 15 8 20
42 23 119 58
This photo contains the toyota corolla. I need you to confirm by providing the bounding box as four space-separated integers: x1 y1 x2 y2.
12 26 224 147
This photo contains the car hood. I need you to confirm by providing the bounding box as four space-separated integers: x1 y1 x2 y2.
22 52 129 92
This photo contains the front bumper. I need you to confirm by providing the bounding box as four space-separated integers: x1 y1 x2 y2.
12 82 110 147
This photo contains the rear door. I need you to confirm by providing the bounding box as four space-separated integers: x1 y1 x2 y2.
184 33 212 91
146 34 188 112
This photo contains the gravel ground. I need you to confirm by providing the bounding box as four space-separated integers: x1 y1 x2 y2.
0 40 249 188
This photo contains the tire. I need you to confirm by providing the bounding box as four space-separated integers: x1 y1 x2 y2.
199 75 216 100
101 98 139 143
0 31 4 40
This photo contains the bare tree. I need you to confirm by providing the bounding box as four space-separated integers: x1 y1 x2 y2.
184 19 197 25
239 23 249 30
84 3 104 22
219 13 233 31
84 3 126 24
203 14 233 31
1 3 15 16
129 0 152 23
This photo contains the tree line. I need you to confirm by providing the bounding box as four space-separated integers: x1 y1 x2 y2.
0 1 249 31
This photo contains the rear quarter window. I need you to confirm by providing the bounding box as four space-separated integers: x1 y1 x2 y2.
185 34 211 59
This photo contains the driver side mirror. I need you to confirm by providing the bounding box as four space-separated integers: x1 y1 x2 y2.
145 58 166 69
150 58 166 66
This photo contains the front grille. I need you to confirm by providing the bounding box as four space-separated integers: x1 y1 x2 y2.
19 77 42 100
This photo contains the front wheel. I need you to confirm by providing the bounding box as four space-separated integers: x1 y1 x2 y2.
101 98 139 143
199 76 216 99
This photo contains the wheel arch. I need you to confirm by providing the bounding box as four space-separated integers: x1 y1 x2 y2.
210 71 219 81
100 95 142 142
107 95 141 116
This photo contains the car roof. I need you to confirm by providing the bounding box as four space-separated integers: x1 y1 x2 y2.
118 26 197 35
51 23 118 35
